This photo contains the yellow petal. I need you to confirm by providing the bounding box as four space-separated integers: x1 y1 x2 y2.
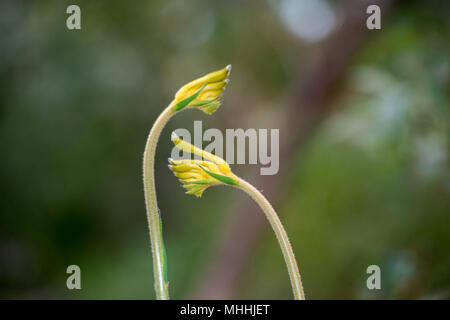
174 65 231 102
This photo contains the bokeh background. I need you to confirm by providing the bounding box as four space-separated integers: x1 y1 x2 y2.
1 0 449 299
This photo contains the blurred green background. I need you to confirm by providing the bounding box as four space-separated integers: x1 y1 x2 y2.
0 0 449 299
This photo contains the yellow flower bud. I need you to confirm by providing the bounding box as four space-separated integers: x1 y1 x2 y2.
172 65 231 114
168 133 238 197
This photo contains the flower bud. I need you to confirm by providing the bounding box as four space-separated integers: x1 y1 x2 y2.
168 133 238 197
172 65 231 114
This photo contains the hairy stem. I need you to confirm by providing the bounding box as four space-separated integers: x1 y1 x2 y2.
236 178 305 300
143 104 175 300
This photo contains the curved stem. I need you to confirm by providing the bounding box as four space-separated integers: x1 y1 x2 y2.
143 104 175 300
235 178 305 300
